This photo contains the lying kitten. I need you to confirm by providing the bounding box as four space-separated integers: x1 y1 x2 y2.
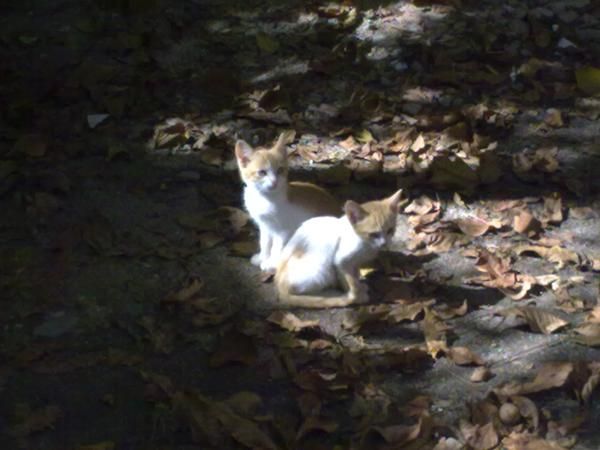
235 131 340 271
275 189 402 308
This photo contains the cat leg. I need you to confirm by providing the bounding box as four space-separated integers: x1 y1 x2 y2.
261 234 286 271
252 225 273 267
337 265 369 304
276 260 361 309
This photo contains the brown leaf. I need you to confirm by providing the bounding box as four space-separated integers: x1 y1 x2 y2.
541 193 563 225
386 302 427 323
511 396 539 430
210 330 257 368
543 109 564 128
422 308 449 358
342 304 391 333
296 416 338 441
573 323 600 347
13 133 47 157
459 420 498 450
494 362 574 397
456 216 497 237
496 306 568 335
581 372 600 404
513 210 542 236
514 245 580 269
433 300 468 320
471 367 494 383
503 431 568 450
447 346 485 366
229 240 259 258
267 312 319 333
9 405 62 437
404 196 438 216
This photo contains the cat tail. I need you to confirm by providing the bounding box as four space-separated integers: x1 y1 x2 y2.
277 290 358 309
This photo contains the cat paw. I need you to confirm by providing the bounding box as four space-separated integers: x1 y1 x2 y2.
350 285 369 304
251 253 263 266
260 259 277 272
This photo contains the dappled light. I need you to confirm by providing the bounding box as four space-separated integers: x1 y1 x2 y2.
1 0 600 448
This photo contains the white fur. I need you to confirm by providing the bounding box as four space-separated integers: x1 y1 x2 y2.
281 215 379 295
244 179 320 271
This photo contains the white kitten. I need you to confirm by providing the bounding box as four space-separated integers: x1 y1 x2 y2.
275 190 403 308
235 131 340 271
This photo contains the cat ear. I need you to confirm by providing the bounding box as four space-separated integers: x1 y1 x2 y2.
235 140 254 167
272 130 296 156
387 189 404 213
344 200 367 225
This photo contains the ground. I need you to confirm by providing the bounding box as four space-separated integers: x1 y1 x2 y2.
1 0 600 449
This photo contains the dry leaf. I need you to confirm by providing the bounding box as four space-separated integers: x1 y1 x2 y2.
296 416 338 441
209 330 257 368
471 367 494 383
267 312 319 333
573 323 600 347
496 306 568 335
503 431 568 450
543 109 564 128
513 210 542 236
456 216 497 237
447 346 485 366
514 245 580 269
541 193 563 225
575 66 600 95
9 405 62 437
511 396 539 431
494 362 574 397
13 133 47 157
459 420 498 450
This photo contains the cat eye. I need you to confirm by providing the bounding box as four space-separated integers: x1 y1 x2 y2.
369 232 382 239
257 169 267 177
387 227 395 235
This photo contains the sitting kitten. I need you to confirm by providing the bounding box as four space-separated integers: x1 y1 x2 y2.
275 190 402 308
235 131 340 271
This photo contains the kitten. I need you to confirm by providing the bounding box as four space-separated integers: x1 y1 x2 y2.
275 190 403 308
235 131 340 271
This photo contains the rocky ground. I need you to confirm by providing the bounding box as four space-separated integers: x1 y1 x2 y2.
1 0 600 449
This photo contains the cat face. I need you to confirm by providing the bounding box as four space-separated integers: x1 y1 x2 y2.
344 190 403 249
235 134 289 194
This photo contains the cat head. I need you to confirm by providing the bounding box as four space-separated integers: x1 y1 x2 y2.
344 189 403 249
235 131 294 194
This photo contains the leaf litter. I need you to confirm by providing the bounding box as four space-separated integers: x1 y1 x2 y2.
3 0 600 448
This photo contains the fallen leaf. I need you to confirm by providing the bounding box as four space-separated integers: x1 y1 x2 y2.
471 367 494 383
77 442 115 450
456 216 498 237
9 404 62 437
503 431 569 450
513 210 542 236
514 245 580 269
573 323 600 347
447 346 485 366
296 416 338 441
13 133 47 157
267 312 319 332
511 396 539 430
459 420 498 450
541 193 563 225
496 306 568 335
494 362 574 397
229 241 259 258
575 66 600 95
543 109 564 128
210 330 257 368
256 32 279 53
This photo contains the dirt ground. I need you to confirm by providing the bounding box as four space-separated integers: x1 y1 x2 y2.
1 0 600 449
